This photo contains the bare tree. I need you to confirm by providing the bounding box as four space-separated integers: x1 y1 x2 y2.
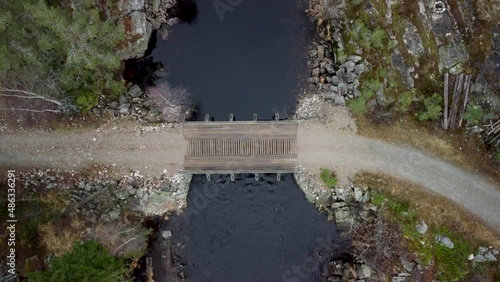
147 81 196 122
0 74 72 114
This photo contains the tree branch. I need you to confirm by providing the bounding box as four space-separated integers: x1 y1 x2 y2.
0 88 62 106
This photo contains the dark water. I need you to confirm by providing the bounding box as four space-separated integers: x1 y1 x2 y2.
151 0 312 120
156 174 348 282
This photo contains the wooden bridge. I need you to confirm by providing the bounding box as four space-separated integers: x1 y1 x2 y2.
182 117 298 176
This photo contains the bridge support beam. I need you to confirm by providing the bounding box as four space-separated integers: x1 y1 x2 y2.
274 113 279 121
205 114 209 122
229 113 234 121
206 173 211 181
253 113 257 121
254 173 259 181
230 173 235 182
277 173 281 181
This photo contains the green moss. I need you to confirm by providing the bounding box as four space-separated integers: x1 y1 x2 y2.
463 105 484 125
320 168 338 188
371 192 387 205
348 97 368 115
434 227 474 281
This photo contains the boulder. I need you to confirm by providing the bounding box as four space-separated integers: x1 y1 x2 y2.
354 63 366 74
354 187 363 202
331 76 341 86
435 235 454 249
357 264 372 279
402 19 424 57
473 254 486 262
128 85 143 98
347 55 362 63
317 45 325 60
484 252 497 262
344 61 355 73
415 221 427 234
392 49 414 88
117 0 153 60
346 72 357 83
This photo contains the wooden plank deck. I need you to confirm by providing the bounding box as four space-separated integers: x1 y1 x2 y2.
182 121 298 173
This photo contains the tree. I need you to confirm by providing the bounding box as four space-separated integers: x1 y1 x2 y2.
26 241 127 282
0 0 126 113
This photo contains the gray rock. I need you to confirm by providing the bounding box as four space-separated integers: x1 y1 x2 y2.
333 95 345 106
449 63 463 75
478 246 488 254
362 191 370 203
354 187 363 202
312 68 320 76
376 85 387 106
167 17 180 26
353 89 361 98
346 72 357 83
309 49 318 58
336 67 346 77
337 83 348 96
84 183 92 192
392 49 414 88
493 249 499 256
317 45 325 60
92 107 102 117
325 64 335 74
119 95 128 104
307 59 319 69
415 221 427 234
354 63 366 74
109 101 120 109
473 254 486 262
329 85 338 92
114 190 130 200
162 230 172 240
436 235 454 249
46 183 56 189
344 61 355 73
128 85 143 98
484 252 497 262
78 181 86 189
158 26 169 40
118 0 153 59
352 79 360 89
347 55 362 63
402 20 424 57
358 264 372 279
331 76 341 86
119 104 130 114
307 77 320 84
102 208 120 222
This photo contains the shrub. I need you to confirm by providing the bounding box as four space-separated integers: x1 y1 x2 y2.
399 89 417 112
27 241 127 282
147 81 196 122
348 97 367 115
370 28 387 49
418 93 443 121
463 105 484 125
320 168 338 188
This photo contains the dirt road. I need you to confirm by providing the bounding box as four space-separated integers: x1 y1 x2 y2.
1 120 499 232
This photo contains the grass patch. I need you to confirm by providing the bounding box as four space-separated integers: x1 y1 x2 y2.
358 173 496 280
355 172 500 246
320 168 338 188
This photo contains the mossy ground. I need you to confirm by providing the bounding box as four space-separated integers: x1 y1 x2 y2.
355 172 500 281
